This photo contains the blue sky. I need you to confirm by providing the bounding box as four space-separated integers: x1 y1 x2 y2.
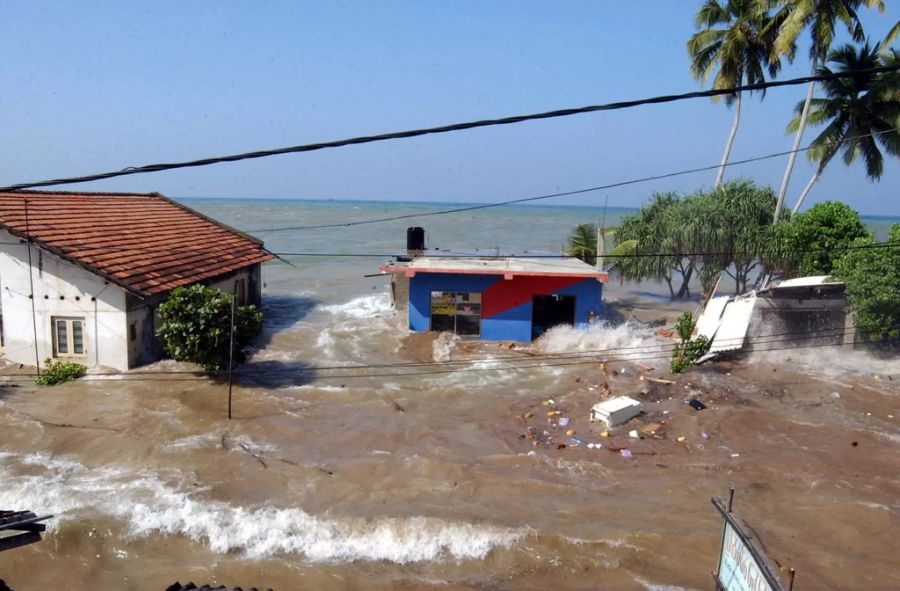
2 1 898 214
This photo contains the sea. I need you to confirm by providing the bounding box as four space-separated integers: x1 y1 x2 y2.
0 198 897 591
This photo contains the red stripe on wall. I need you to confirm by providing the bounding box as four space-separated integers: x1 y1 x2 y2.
481 275 585 318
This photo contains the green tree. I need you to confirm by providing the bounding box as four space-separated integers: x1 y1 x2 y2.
775 200 869 275
614 193 693 298
613 181 782 298
156 284 263 373
772 0 886 219
688 0 785 187
564 223 598 265
787 42 900 212
832 224 900 340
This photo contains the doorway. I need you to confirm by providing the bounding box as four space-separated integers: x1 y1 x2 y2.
532 294 575 339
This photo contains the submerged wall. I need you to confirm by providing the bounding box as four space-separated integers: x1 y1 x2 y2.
407 272 602 342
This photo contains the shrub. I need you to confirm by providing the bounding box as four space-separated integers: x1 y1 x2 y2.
832 224 900 341
34 358 86 385
670 312 710 373
156 284 263 373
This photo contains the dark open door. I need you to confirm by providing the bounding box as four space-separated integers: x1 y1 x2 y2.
532 294 576 339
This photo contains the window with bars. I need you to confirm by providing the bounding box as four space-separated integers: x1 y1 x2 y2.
52 317 86 357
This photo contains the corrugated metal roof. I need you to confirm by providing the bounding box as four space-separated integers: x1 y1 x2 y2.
0 191 273 296
708 295 757 353
696 295 730 340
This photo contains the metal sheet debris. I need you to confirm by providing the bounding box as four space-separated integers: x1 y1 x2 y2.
709 295 757 353
696 295 730 340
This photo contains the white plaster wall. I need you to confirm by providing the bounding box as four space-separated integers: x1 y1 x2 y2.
0 230 129 371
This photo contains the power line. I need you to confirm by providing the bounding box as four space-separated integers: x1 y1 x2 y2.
1 65 898 194
245 128 898 233
5 237 895 260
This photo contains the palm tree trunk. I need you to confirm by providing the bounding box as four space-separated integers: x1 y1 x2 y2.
714 91 742 188
792 167 822 214
774 59 818 222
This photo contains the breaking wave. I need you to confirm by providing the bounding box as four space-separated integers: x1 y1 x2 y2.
322 293 392 319
0 453 521 563
534 321 663 360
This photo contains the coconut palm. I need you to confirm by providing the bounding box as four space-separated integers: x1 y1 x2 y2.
688 0 785 188
564 223 597 265
788 42 900 212
772 0 886 219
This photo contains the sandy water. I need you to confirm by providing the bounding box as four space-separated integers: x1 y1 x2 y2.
0 199 898 590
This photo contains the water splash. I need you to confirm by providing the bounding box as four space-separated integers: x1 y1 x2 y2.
0 453 522 563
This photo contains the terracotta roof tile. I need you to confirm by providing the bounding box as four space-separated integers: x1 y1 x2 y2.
0 190 274 296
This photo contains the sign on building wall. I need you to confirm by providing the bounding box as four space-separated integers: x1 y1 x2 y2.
712 489 793 591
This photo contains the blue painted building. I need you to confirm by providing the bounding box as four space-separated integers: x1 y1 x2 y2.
381 256 607 341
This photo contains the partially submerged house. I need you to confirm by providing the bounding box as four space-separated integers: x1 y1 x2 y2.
380 229 607 341
697 276 852 356
0 190 273 371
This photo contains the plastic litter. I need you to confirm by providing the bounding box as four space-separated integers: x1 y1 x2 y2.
628 430 640 439
620 449 633 458
523 411 534 419
566 429 577 436
830 392 840 399
701 432 709 440
527 450 537 456
676 436 686 443
559 417 570 427
731 453 740 458
688 399 707 411
600 430 611 438
569 436 586 446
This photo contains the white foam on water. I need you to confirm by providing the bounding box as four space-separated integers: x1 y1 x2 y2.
0 453 522 563
322 293 392 319
534 321 663 360
635 579 696 591
432 332 458 362
751 346 900 381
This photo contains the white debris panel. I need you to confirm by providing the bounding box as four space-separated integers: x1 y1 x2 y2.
695 295 730 341
708 295 757 353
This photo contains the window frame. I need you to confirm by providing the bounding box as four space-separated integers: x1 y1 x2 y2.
52 316 87 358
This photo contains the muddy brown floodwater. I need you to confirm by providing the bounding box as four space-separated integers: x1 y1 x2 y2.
0 312 898 591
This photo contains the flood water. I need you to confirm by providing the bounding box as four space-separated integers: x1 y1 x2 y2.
0 199 898 590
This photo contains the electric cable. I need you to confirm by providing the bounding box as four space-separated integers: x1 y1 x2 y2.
1 66 897 193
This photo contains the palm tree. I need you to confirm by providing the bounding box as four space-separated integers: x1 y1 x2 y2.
772 0 885 220
564 223 597 265
688 0 784 188
788 42 900 212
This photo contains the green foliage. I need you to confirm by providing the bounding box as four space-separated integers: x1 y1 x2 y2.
786 41 900 210
564 223 598 265
832 224 900 341
687 0 785 102
613 181 784 297
34 358 86 385
156 284 264 373
670 312 710 374
775 200 870 275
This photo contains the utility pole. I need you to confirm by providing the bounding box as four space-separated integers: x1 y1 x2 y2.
24 199 41 374
226 280 237 420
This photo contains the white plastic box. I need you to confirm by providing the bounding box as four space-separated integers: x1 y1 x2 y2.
590 396 641 427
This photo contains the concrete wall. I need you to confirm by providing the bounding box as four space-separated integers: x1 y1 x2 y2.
407 272 603 342
0 230 130 370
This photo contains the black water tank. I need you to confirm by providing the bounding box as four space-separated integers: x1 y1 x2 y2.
407 227 425 252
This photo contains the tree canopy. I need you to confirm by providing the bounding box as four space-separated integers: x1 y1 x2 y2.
774 200 870 275
832 224 900 340
612 180 784 298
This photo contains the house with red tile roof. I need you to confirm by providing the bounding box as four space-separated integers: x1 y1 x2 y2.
0 190 274 371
